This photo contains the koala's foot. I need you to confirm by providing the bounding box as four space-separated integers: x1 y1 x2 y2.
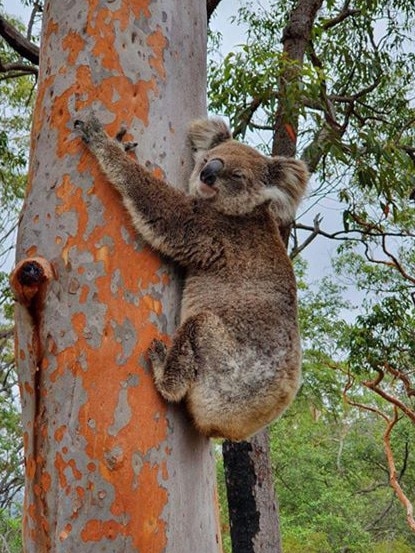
148 338 168 392
148 338 168 369
148 337 191 403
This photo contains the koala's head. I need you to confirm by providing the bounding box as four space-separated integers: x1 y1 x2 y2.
187 117 308 221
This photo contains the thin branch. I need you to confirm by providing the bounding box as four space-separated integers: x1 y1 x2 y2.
290 213 323 258
342 371 389 422
323 8 361 29
385 363 415 398
322 0 361 30
398 441 409 483
0 58 38 77
364 495 395 531
363 377 415 425
0 14 39 65
381 234 415 285
362 241 415 287
342 367 415 533
27 1 42 42
294 221 414 243
232 97 263 139
384 408 415 532
329 76 382 104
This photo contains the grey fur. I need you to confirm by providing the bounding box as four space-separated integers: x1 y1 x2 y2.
75 115 308 441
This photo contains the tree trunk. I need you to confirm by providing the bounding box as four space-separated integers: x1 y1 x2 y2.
12 1 222 552
223 432 282 553
272 0 324 159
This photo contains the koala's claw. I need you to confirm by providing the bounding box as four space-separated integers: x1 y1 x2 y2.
74 119 89 142
115 126 127 142
123 141 138 152
148 339 168 364
116 126 138 152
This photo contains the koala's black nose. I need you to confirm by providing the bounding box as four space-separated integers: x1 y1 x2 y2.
200 159 224 186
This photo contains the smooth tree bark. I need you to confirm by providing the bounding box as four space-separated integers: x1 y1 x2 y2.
11 1 222 552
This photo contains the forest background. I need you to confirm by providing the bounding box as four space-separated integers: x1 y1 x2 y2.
0 1 414 552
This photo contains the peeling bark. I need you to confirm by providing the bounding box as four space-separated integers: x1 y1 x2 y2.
14 1 222 552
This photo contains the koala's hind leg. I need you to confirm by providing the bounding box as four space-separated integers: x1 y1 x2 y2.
148 312 226 403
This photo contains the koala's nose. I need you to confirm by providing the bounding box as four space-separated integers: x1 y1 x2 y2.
200 159 224 186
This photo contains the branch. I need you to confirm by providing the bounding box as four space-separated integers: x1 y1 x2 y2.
27 2 42 42
384 408 415 532
290 213 322 258
207 0 223 22
232 97 262 139
385 363 415 398
0 59 38 77
381 234 415 285
294 221 414 243
363 375 415 425
343 368 415 533
362 240 415 287
322 1 361 30
0 14 39 65
342 371 389 423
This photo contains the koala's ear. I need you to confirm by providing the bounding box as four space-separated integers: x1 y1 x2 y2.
187 117 231 160
262 157 309 223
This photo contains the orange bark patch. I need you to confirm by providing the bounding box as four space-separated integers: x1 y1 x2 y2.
40 471 52 493
59 523 72 541
147 26 167 80
62 31 85 65
54 425 66 442
81 518 125 542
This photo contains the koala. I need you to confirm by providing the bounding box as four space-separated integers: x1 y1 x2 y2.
74 114 308 441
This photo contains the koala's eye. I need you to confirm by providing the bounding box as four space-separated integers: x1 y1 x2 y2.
231 170 245 180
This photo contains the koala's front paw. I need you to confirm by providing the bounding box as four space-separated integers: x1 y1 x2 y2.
74 115 106 144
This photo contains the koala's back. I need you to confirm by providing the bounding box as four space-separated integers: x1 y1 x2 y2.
180 202 301 441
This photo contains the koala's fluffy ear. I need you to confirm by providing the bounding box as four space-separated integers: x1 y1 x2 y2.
187 117 231 160
262 157 309 224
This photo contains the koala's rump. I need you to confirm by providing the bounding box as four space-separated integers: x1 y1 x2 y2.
186 345 301 441
181 279 302 441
